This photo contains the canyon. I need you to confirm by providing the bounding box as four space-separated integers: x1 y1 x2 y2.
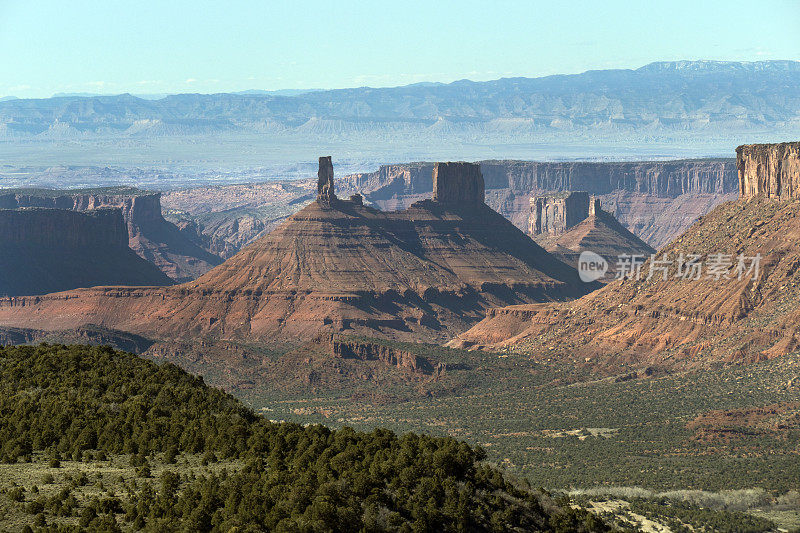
0 188 221 281
163 158 738 259
0 207 172 296
451 141 800 370
0 159 592 347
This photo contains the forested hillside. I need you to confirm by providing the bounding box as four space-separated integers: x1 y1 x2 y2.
0 344 607 532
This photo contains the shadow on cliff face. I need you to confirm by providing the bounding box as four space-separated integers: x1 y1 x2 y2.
415 200 601 298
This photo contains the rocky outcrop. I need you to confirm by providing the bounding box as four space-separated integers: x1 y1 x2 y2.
0 208 172 296
338 159 738 248
328 335 433 374
529 191 590 236
537 209 655 279
0 324 154 353
737 142 800 199
589 197 601 216
0 188 221 281
432 162 484 204
317 156 336 204
0 159 591 345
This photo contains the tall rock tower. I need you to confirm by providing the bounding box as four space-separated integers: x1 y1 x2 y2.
432 162 484 205
317 156 336 205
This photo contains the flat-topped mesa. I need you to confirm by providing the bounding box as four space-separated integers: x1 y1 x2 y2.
737 142 800 200
317 156 337 205
432 162 484 205
0 208 129 249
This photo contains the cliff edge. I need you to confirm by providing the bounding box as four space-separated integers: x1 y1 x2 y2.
737 142 800 200
450 141 800 369
0 208 172 296
0 187 221 282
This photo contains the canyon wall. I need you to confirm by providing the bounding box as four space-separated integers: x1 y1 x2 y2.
0 190 163 235
737 142 800 199
0 208 128 248
0 189 221 281
342 160 735 198
0 208 172 296
340 159 738 248
480 160 735 196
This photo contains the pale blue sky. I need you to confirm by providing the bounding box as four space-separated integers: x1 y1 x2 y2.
1 0 798 98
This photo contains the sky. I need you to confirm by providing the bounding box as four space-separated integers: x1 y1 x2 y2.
1 0 799 99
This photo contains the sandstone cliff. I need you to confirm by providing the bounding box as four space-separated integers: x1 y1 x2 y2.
450 142 800 369
0 208 172 296
432 162 484 204
0 207 128 248
0 160 592 345
529 191 590 236
737 142 800 199
0 187 221 281
339 159 737 248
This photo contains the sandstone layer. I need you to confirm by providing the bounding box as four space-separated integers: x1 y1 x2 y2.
737 142 800 199
0 188 221 281
0 161 591 345
450 142 800 369
164 159 737 261
0 208 172 296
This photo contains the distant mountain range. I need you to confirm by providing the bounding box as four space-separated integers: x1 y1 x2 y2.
1 61 798 142
47 88 323 100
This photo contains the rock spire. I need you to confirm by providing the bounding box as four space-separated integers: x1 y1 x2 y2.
317 156 336 204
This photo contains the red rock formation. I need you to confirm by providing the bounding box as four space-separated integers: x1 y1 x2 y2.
0 208 172 296
528 191 590 236
0 188 221 281
317 155 336 204
737 142 800 199
450 142 800 369
432 162 484 204
0 159 590 345
538 208 655 278
339 159 737 248
162 159 737 261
